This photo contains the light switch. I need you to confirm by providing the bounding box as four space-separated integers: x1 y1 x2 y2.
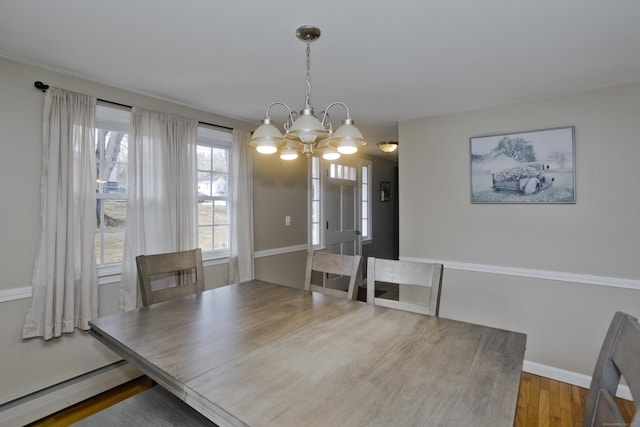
285 215 291 226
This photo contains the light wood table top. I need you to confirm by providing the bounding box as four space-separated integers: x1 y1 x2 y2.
89 280 526 426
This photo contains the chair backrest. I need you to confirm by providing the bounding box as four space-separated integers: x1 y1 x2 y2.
583 311 640 427
366 258 443 316
303 251 362 300
136 248 205 307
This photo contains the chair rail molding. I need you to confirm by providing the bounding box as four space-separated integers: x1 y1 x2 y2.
254 244 308 259
0 286 32 303
400 257 640 291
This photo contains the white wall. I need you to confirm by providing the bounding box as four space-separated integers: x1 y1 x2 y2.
399 82 640 378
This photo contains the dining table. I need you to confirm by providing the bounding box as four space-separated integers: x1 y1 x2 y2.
89 279 526 426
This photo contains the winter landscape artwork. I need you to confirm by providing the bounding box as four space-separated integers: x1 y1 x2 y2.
470 126 575 204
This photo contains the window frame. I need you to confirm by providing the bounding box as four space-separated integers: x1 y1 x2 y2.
95 104 131 280
361 161 372 243
196 125 233 261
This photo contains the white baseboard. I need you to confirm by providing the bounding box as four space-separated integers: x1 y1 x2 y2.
0 361 142 427
523 360 632 401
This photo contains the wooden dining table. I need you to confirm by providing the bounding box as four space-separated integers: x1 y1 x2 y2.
89 279 526 426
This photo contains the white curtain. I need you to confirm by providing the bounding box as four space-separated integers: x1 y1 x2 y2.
119 108 198 310
228 129 254 284
22 88 98 340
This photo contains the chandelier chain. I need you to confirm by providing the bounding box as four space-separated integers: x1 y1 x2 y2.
305 41 312 109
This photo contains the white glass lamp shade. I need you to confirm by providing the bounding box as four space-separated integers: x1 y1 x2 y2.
322 146 341 160
279 143 299 160
250 120 286 154
287 109 329 143
328 119 367 154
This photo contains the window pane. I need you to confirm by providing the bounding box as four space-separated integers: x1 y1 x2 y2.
213 200 228 224
362 166 368 183
213 225 229 250
198 172 213 197
312 201 320 222
210 174 228 197
211 147 228 173
198 226 213 252
198 201 213 225
312 179 319 200
312 223 320 246
102 231 125 264
104 200 127 230
197 145 212 170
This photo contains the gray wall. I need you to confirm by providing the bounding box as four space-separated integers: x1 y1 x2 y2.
399 82 640 378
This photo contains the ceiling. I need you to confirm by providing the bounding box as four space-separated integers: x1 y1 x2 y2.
2 0 640 160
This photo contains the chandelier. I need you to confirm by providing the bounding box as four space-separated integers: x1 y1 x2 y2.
249 26 367 161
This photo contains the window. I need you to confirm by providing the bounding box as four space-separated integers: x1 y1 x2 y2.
197 126 232 257
95 105 130 267
310 156 322 248
361 163 371 241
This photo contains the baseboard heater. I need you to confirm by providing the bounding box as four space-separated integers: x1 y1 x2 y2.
0 360 142 427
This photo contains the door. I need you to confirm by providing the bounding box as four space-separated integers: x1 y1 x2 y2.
322 161 362 291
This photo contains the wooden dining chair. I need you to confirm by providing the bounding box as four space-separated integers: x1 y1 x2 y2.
304 251 362 300
366 258 443 316
136 248 205 307
582 311 640 427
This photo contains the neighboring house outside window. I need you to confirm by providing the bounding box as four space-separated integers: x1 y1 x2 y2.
197 126 233 259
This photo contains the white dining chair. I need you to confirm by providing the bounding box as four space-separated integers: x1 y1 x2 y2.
304 251 362 300
366 258 443 316
582 311 640 427
135 248 205 307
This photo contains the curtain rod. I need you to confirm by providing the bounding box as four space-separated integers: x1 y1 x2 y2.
33 81 234 131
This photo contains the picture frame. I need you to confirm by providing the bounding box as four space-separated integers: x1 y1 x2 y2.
380 181 391 202
470 126 575 204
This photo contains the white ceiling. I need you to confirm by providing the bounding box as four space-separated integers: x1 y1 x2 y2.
2 0 640 159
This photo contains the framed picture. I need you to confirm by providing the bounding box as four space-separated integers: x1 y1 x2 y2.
470 126 575 204
380 181 391 202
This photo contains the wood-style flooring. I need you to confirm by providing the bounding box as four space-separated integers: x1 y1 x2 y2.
28 372 635 426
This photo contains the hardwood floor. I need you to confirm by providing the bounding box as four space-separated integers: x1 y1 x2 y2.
25 376 151 427
28 373 634 426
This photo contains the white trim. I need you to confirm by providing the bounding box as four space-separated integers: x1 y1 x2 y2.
0 361 141 426
523 360 632 401
254 244 308 259
203 256 230 267
400 257 640 290
0 286 32 302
